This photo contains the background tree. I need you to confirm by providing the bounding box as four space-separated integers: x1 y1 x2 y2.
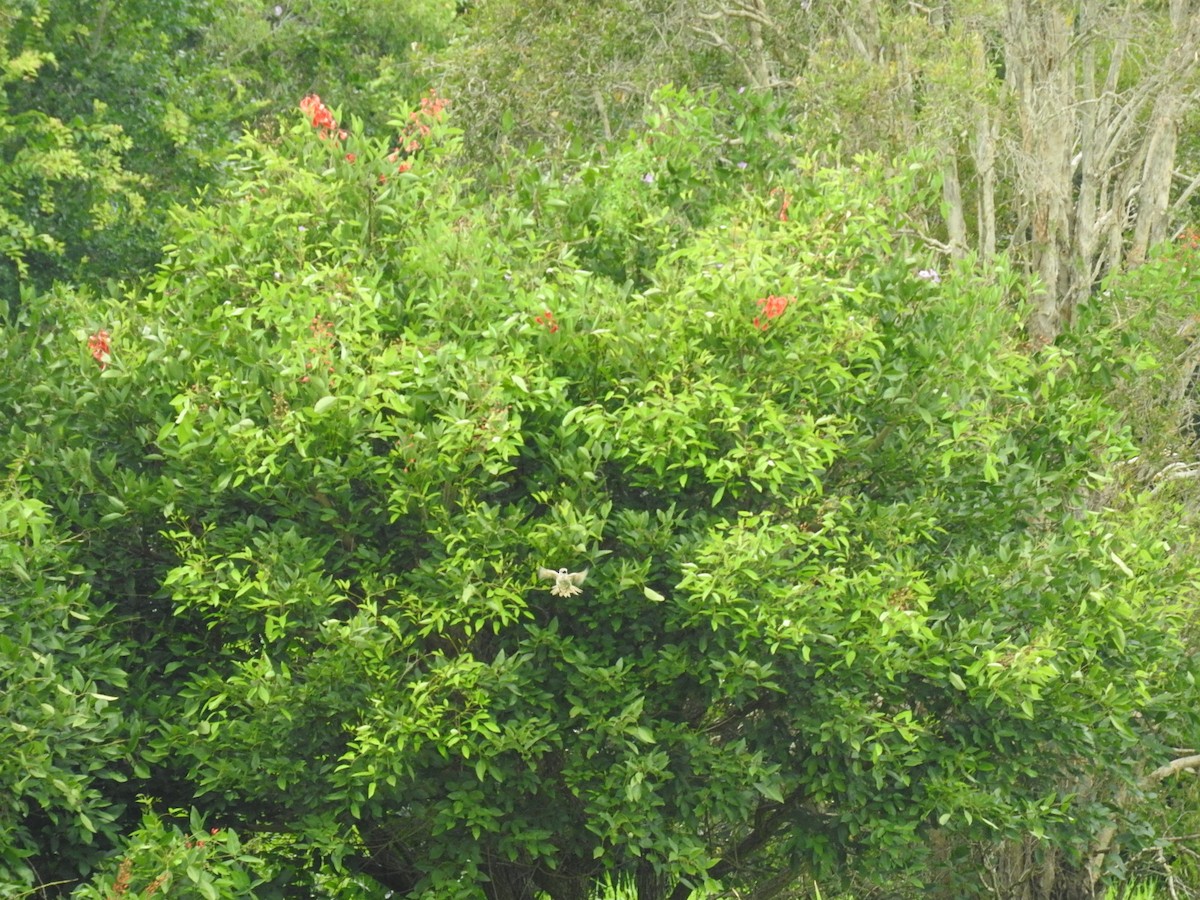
442 0 1200 345
726 0 1200 343
0 2 144 312
0 0 456 309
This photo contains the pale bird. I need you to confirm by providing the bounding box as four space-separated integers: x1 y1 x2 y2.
538 566 588 597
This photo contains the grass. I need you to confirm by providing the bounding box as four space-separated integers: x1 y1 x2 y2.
1102 881 1172 900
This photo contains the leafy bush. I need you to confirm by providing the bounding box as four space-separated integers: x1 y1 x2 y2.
0 495 134 887
71 805 269 899
2 88 1196 898
0 3 145 309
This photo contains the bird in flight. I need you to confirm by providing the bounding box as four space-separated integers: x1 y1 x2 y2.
538 566 588 597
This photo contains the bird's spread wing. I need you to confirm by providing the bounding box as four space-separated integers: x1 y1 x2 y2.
537 567 558 581
568 568 588 586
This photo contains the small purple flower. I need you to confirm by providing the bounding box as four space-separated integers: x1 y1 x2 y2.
917 268 941 284
642 172 655 184
736 161 748 170
738 86 746 95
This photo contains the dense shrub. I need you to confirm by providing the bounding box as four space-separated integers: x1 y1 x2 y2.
2 89 1196 898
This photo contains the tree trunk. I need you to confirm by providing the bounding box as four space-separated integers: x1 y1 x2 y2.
942 153 969 259
1129 91 1180 264
1127 3 1200 262
1005 0 1077 344
972 102 998 260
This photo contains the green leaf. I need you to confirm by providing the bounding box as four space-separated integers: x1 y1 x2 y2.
755 781 785 803
1109 550 1133 577
313 395 338 415
631 726 655 743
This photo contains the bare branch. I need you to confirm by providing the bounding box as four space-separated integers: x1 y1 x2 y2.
698 4 779 31
1171 168 1200 211
690 24 758 85
1143 754 1200 785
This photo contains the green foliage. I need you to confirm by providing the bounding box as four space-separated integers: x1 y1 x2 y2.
207 0 455 131
1075 236 1200 896
0 2 146 308
1082 233 1200 489
437 0 735 163
70 803 270 899
0 0 456 307
1 87 1196 898
0 493 134 887
1101 880 1172 900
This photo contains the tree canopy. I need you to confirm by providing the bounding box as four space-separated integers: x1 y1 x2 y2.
2 3 1200 899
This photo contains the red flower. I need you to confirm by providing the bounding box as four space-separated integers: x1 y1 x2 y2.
418 90 448 120
534 309 559 333
769 188 791 222
392 90 449 164
345 153 356 163
752 295 792 331
299 94 342 140
87 330 111 369
300 94 335 130
113 858 132 895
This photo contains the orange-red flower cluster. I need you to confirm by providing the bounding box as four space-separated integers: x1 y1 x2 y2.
387 89 448 176
534 309 559 333
301 316 337 385
88 329 111 369
752 295 792 331
181 826 221 850
112 857 132 895
769 188 791 223
418 90 449 120
299 94 347 142
298 90 449 182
